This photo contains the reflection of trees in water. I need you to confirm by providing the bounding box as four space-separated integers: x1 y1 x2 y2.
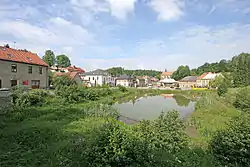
173 95 190 107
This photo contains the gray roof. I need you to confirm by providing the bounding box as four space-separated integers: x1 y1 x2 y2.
84 69 108 76
116 75 134 80
179 76 199 82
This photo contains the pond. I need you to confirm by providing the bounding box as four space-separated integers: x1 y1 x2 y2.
114 95 195 124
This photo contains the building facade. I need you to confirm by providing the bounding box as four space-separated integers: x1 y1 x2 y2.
0 46 49 89
178 76 198 89
83 69 115 87
116 75 135 87
196 72 222 87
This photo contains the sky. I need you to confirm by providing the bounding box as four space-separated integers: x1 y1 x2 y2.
0 0 250 71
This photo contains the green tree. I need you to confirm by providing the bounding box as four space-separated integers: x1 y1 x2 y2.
217 83 228 96
56 54 71 68
42 50 56 66
234 87 250 112
232 53 250 87
172 65 191 81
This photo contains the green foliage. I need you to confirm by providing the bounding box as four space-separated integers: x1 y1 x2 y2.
232 53 250 87
83 111 189 167
192 60 232 76
118 85 128 92
217 83 228 96
12 89 49 108
107 67 161 77
210 114 250 166
56 54 71 68
172 65 191 81
42 50 56 66
234 87 250 112
52 75 76 89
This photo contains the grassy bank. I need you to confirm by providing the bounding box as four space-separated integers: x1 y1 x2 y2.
189 89 241 146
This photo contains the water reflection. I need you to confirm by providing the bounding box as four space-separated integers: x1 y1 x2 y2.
173 95 191 107
115 95 195 122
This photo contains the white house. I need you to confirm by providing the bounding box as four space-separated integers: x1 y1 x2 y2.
116 75 135 87
196 72 222 87
83 69 115 87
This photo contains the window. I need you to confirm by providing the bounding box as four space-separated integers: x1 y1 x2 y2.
39 67 43 74
28 66 32 74
31 80 40 89
97 77 99 80
93 77 94 80
89 77 90 81
11 80 17 87
11 64 17 73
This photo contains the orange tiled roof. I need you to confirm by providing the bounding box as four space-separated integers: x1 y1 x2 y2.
0 46 48 66
161 71 174 76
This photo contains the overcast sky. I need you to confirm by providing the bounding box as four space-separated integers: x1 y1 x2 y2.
1 0 250 71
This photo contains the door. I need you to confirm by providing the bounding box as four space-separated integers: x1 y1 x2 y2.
31 80 40 89
11 80 17 87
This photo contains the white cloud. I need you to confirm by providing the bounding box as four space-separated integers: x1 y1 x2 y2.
150 0 184 21
0 17 94 56
70 0 137 20
107 0 137 20
79 23 250 70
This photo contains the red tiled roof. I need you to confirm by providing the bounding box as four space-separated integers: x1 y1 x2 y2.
66 66 85 73
161 71 174 76
0 46 48 66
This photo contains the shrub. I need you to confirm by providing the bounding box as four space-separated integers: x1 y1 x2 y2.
210 114 250 166
234 87 250 112
135 110 188 153
217 83 228 96
13 89 49 108
55 85 81 103
118 85 127 92
83 111 189 166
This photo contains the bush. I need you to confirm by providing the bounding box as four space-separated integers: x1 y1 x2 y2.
234 87 250 112
118 85 127 92
55 85 82 103
210 114 250 166
83 111 189 166
13 89 49 108
217 83 228 96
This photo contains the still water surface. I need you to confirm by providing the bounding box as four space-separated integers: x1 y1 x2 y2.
115 95 195 122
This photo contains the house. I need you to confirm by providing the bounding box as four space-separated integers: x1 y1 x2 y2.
116 75 135 87
196 72 222 87
161 71 174 79
0 46 49 89
178 76 199 89
54 72 82 85
136 77 146 87
159 78 177 87
83 69 115 87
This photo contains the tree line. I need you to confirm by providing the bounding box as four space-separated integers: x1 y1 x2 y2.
107 67 161 78
172 53 250 87
42 50 71 68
